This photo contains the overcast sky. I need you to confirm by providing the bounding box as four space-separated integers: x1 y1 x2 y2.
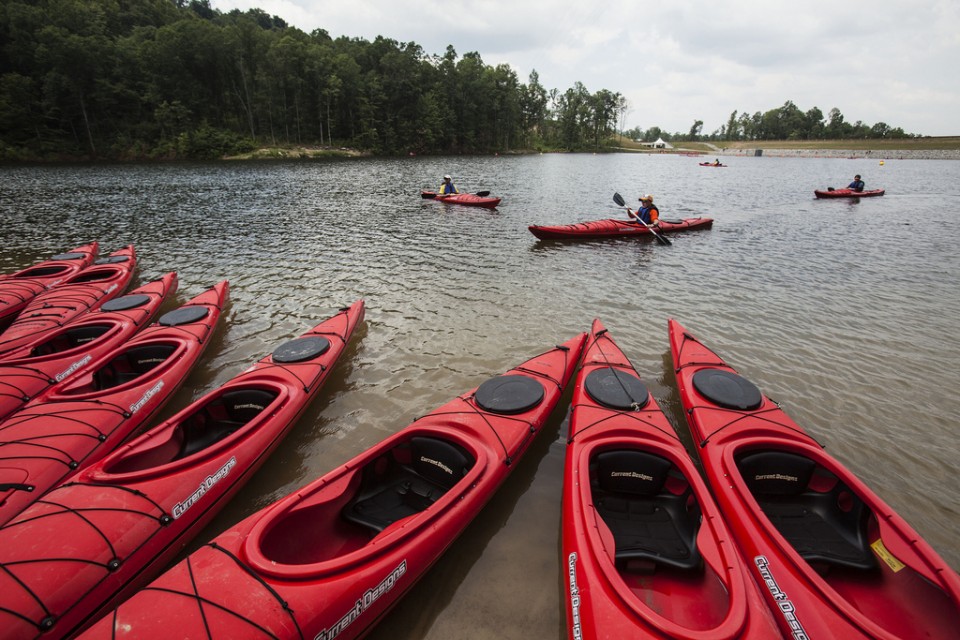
213 0 959 137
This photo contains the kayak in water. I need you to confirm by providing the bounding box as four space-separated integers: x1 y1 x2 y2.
0 242 99 331
0 246 137 358
668 319 960 639
815 188 885 198
529 217 712 240
420 190 501 208
562 319 780 639
0 300 364 640
78 332 585 640
0 272 178 426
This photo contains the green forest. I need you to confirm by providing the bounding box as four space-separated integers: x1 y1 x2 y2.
0 0 919 160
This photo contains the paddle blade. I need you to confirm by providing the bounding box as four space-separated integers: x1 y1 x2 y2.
421 191 437 199
654 232 672 246
475 190 490 197
613 192 626 207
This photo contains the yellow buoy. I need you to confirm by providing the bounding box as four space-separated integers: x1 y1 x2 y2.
880 160 885 165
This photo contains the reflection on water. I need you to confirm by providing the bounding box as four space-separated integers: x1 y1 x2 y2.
2 154 959 639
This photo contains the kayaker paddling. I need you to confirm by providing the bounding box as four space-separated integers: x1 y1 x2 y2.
439 174 458 195
847 174 865 192
627 194 659 227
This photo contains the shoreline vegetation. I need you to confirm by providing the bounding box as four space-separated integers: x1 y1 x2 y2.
4 137 958 164
223 137 960 162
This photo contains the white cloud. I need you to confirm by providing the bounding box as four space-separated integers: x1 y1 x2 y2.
213 0 960 136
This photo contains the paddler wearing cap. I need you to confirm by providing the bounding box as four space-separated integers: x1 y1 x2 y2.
439 174 459 195
628 194 660 226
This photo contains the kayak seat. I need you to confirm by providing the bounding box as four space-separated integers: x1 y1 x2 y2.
94 344 176 389
592 450 702 571
28 324 111 357
178 389 278 458
342 436 474 533
738 451 877 571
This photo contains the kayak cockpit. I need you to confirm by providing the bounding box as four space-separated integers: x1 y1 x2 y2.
49 342 181 397
99 386 283 475
342 435 474 532
727 443 960 635
586 445 735 631
248 432 482 574
737 450 875 570
26 323 117 358
592 449 702 571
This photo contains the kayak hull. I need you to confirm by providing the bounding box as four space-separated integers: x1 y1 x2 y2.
0 246 137 358
561 320 778 639
0 278 225 528
0 273 177 426
529 217 713 240
79 332 585 640
815 188 885 198
668 319 960 640
0 243 99 330
699 162 726 167
0 300 364 640
421 190 501 208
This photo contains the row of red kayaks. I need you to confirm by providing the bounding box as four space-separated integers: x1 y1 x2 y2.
1 245 958 639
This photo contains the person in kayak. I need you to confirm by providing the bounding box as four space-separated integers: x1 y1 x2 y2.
628 194 660 226
847 174 865 192
439 175 459 195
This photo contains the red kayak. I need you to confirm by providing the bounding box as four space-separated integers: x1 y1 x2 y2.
562 320 779 639
0 279 225 527
668 319 960 639
420 190 501 208
79 331 584 640
0 246 136 358
0 272 178 425
0 301 364 640
699 162 726 167
815 188 885 198
0 242 99 330
529 217 713 240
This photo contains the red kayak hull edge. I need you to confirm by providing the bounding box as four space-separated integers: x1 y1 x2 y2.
79 331 585 640
561 320 779 639
668 319 960 640
529 217 713 240
0 300 364 640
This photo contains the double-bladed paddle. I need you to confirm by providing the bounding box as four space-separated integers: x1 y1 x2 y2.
613 192 671 246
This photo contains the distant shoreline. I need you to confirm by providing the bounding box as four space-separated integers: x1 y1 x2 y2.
715 148 960 160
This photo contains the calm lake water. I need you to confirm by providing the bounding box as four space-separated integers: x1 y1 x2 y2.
2 153 958 638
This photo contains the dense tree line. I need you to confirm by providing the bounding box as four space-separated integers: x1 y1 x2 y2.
0 0 628 159
1 1 917 160
627 100 917 144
